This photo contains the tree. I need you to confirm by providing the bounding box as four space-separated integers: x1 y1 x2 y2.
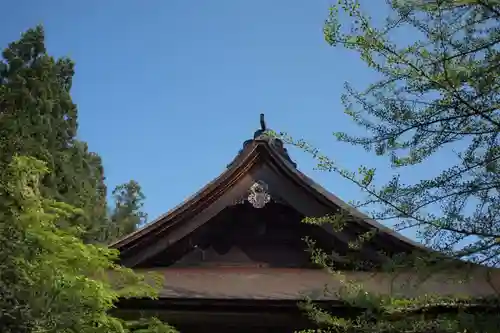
0 26 169 331
0 156 175 333
320 0 500 265
0 26 109 241
109 180 148 241
281 0 500 331
0 26 146 243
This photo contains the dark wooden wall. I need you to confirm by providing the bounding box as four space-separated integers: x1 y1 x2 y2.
137 202 339 269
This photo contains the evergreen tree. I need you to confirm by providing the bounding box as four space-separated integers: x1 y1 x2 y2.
0 26 146 243
279 0 500 331
109 180 148 241
0 26 108 240
319 0 500 267
0 26 173 331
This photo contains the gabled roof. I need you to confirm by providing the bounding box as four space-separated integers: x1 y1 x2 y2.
111 117 433 268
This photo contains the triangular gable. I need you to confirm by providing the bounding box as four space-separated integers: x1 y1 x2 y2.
112 138 429 268
137 201 319 269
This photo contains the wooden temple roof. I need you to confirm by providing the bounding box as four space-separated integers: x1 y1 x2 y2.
111 119 428 265
130 267 498 300
110 115 500 303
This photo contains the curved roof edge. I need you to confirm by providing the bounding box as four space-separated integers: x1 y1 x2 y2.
263 140 495 270
111 138 431 256
110 141 260 250
262 142 430 252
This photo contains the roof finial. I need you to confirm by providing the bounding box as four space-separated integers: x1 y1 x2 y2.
253 113 268 139
260 113 266 132
227 112 297 169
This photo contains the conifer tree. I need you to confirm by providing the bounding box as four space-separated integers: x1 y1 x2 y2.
281 0 500 331
0 26 147 243
0 26 108 239
109 180 148 241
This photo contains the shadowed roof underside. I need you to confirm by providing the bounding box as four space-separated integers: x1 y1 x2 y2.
111 132 431 268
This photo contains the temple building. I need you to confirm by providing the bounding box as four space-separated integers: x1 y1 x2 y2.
111 115 500 332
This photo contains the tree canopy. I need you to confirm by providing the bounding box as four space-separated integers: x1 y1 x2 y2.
283 0 500 332
0 27 170 332
0 26 147 243
303 0 500 268
0 156 175 333
109 180 148 240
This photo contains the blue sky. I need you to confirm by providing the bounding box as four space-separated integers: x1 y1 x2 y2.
1 0 437 239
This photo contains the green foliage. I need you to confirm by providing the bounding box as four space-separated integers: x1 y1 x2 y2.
0 27 173 332
282 0 500 331
124 318 177 333
108 180 148 241
0 26 150 244
321 0 500 263
0 26 109 242
0 156 175 333
300 236 500 332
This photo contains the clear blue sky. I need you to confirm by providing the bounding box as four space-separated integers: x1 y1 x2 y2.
1 0 438 239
